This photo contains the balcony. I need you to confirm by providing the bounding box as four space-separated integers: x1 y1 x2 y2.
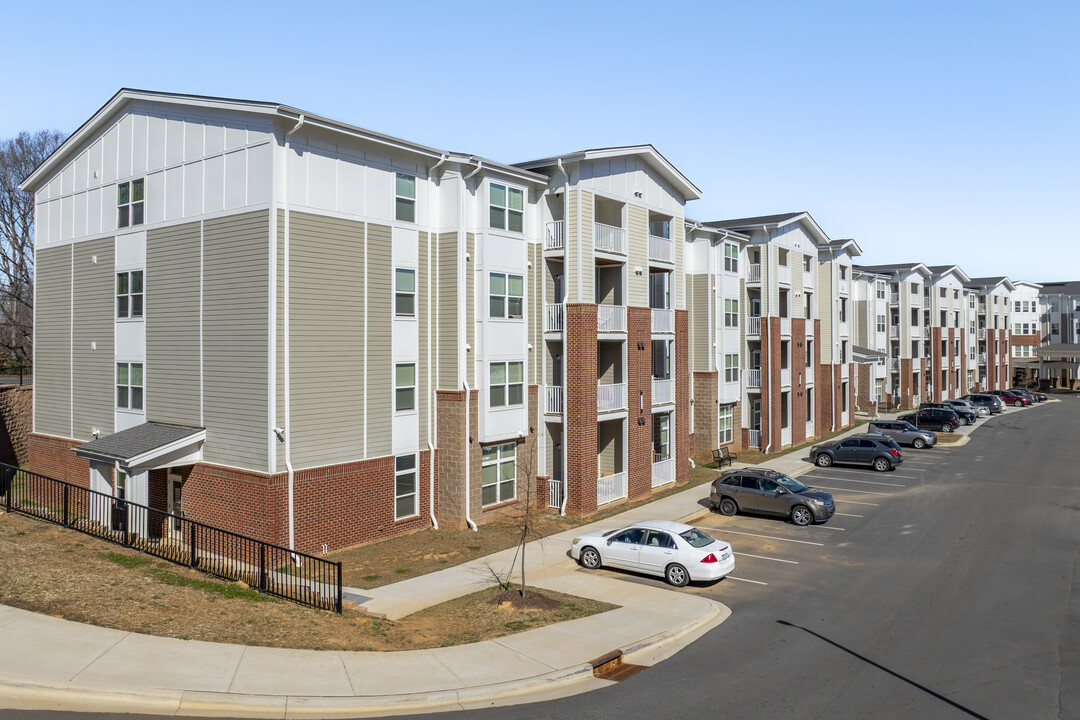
781 367 791 386
597 471 628 506
648 235 674 263
890 326 899 339
839 321 849 337
747 429 761 449
594 223 626 255
651 308 674 334
781 427 791 447
911 326 922 339
747 316 761 336
838 279 849 295
780 317 791 336
840 363 849 379
890 358 900 371
651 458 675 488
747 264 762 283
745 368 762 388
544 221 564 251
778 265 791 285
545 303 564 333
597 383 626 413
977 328 986 340
547 478 565 509
890 292 900 304
910 295 921 308
979 352 987 364
597 304 627 333
806 420 815 438
652 378 675 405
941 356 948 370
545 386 563 415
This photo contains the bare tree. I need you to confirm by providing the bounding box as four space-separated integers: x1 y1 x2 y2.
0 130 66 363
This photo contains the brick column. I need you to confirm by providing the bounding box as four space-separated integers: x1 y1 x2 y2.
565 303 598 517
436 390 468 529
675 310 690 483
627 307 652 499
693 371 718 458
791 319 807 445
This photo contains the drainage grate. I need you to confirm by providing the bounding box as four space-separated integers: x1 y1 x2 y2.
589 649 648 683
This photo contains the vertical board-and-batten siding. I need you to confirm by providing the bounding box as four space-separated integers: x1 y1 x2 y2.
466 233 475 387
35 245 73 437
72 238 115 440
203 210 270 471
287 211 366 469
627 205 648 307
418 231 429 444
673 219 685 311
437 232 459 389
579 191 594 301
146 222 201 428
366 223 393 458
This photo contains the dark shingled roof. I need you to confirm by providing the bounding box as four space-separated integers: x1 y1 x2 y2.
853 345 887 363
855 262 924 273
75 422 204 462
702 212 804 229
1039 281 1080 295
966 276 1008 286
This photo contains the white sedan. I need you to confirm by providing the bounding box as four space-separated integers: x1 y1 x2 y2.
570 519 734 587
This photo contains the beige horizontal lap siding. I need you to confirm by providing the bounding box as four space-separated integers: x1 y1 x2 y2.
628 205 647 307
367 223 392 458
35 245 72 438
146 222 201 428
202 210 270 471
437 232 458 389
72 239 115 440
275 211 285 471
690 274 709 372
287 212 366 469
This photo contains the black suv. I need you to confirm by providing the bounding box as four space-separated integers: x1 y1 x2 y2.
810 433 904 472
710 469 835 526
920 402 976 425
899 407 961 432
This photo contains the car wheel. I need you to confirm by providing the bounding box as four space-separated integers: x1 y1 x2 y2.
719 497 738 516
790 505 813 526
912 437 926 449
815 453 833 468
665 563 690 587
580 547 601 570
1014 400 1023 407
941 423 954 433
873 457 891 472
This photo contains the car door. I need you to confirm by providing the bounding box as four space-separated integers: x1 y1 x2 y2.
835 438 863 464
738 476 766 511
604 528 645 569
637 530 678 576
756 478 790 516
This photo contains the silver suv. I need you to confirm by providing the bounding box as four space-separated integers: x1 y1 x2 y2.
867 420 937 449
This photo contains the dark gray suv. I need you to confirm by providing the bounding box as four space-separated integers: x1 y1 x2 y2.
867 420 937 449
710 469 835 526
810 433 904 471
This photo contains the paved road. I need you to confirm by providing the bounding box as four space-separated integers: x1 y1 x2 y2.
4 397 1078 720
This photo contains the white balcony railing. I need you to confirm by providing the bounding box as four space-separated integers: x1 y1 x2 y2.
890 326 899 339
747 264 762 283
747 429 761 449
781 427 792 447
652 378 674 405
806 421 815 438
781 367 791 387
545 303 564 332
598 383 626 413
746 368 762 387
651 458 675 488
545 221 564 251
890 358 900 371
840 363 849 379
978 328 986 340
545 386 563 415
651 308 674 334
780 317 791 336
747 316 761 336
979 352 988 364
778 265 791 285
839 321 849 337
547 478 565 509
911 326 922 339
838 279 849 295
594 223 626 255
890 292 900 304
941 356 948 370
597 304 627 333
911 295 921 307
648 235 674 263
597 471 627 506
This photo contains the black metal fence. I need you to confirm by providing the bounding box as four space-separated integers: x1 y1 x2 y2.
0 463 342 613
0 364 31 386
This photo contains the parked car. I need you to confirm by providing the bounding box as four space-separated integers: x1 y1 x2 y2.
1008 387 1047 403
571 520 734 587
810 433 904 472
946 398 988 417
961 393 1004 414
920 402 977 425
899 408 962 432
867 420 937 449
710 469 836 526
987 390 1032 407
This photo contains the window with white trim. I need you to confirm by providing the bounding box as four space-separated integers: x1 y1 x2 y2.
394 454 418 519
718 405 733 444
395 268 415 317
489 273 524 318
1014 300 1021 313
724 298 738 327
117 179 144 228
490 361 523 407
481 443 516 505
489 183 523 232
724 353 739 383
395 364 416 411
653 413 670 461
723 243 738 273
395 173 416 223
116 270 144 319
876 282 886 300
876 314 886 333
116 362 143 410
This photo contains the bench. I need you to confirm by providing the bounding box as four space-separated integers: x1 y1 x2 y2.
712 447 738 468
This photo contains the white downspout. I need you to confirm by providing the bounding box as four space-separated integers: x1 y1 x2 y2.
283 113 304 552
463 379 477 531
556 159 570 517
427 154 447 530
461 162 478 531
763 226 773 455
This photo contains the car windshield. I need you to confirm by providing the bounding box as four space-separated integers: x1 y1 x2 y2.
678 527 716 548
774 473 809 493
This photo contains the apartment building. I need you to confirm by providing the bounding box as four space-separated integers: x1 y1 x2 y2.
965 277 1014 391
1010 281 1042 384
924 266 970 402
1036 281 1080 387
851 268 889 411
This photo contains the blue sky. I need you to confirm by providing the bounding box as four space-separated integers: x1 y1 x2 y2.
4 0 1077 281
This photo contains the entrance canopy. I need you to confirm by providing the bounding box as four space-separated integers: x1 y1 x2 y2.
74 422 205 473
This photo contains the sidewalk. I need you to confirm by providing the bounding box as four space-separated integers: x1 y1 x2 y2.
0 417 904 718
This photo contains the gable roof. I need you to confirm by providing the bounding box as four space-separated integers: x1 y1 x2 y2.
819 238 863 258
925 264 972 284
855 262 932 279
702 212 831 246
966 276 1016 293
1039 280 1080 295
514 145 702 201
73 422 205 468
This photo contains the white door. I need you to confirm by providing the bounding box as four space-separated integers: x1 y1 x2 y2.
89 462 111 527
167 470 183 539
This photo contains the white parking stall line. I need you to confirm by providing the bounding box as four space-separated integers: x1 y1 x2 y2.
836 512 864 518
817 525 846 531
714 529 825 546
804 475 905 487
813 485 894 496
836 499 880 506
735 552 799 564
728 576 768 585
900 460 936 465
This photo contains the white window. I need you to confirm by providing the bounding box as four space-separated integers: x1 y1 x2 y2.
653 413 670 461
876 282 886 300
723 243 738 273
803 256 812 272
395 173 416 223
395 364 416 411
489 273 524 318
724 298 738 327
490 361 524 407
724 353 739 383
876 315 886 333
1050 299 1060 313
778 248 789 266
840 266 847 280
395 268 415 316
1051 322 1060 336
394 454 418 519
1014 300 1021 313
489 183 523 232
718 405 733 444
116 362 143 410
117 179 144 228
481 443 516 506
116 270 144 319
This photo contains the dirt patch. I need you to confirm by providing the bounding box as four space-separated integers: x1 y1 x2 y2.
0 511 615 651
489 587 563 611
935 432 963 444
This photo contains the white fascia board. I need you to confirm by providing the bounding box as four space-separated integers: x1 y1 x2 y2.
516 145 702 201
125 430 207 468
779 213 832 247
